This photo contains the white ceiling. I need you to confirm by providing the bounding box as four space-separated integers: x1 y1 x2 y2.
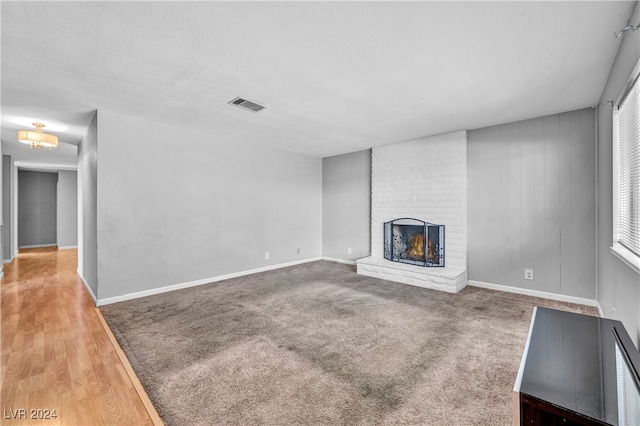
1 1 634 160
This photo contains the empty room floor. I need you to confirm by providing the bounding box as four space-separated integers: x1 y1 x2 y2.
101 261 597 425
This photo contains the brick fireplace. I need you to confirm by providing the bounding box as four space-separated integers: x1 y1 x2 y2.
357 130 468 293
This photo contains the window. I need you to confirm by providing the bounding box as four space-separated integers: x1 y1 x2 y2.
613 60 640 274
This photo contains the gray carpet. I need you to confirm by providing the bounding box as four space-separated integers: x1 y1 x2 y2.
100 261 597 425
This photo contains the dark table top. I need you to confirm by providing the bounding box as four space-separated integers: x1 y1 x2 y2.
519 307 640 425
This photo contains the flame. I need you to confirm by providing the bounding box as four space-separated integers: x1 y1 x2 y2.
404 233 439 264
407 234 425 260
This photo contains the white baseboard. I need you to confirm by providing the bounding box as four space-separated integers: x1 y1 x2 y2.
3 257 13 264
58 245 78 250
19 244 57 249
0 271 4 280
97 257 323 306
468 280 602 314
77 269 98 305
321 256 357 265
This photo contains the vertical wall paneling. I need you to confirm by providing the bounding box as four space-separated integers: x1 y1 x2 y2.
544 114 562 294
468 108 595 299
559 113 572 295
322 150 371 261
533 118 547 291
570 111 596 297
504 122 522 287
467 129 484 279
520 119 536 288
488 128 503 280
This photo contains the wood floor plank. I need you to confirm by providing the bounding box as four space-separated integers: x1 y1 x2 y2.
1 248 159 425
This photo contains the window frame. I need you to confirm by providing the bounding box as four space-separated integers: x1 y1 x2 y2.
611 58 640 275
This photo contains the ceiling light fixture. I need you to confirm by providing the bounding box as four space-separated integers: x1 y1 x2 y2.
18 122 58 150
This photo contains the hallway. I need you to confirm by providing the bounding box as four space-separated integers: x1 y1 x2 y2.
1 248 158 425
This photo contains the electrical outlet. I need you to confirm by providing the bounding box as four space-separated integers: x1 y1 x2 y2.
296 248 300 254
524 269 534 280
265 252 270 260
347 247 352 255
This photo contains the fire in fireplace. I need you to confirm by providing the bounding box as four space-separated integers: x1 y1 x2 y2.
384 218 445 267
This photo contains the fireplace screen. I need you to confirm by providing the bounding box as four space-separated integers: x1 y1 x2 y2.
384 218 445 267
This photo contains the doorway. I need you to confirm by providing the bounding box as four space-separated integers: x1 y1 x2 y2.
17 170 58 248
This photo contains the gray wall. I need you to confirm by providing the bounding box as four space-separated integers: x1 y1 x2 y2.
18 170 58 247
78 112 98 298
3 155 14 262
95 110 322 300
57 170 77 248
468 108 596 299
0 144 3 268
322 150 371 261
597 1 640 345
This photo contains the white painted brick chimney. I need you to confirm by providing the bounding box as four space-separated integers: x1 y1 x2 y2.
358 130 468 292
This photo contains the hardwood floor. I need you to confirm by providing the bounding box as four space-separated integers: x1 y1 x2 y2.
1 247 158 425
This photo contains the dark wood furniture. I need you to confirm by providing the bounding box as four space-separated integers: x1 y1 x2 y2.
513 307 640 426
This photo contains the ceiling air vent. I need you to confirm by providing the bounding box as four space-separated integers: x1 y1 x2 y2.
228 97 266 113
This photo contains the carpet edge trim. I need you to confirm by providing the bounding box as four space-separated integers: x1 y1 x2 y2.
468 279 602 315
95 307 165 426
96 257 323 306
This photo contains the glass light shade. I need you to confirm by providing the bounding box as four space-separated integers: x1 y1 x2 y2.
18 129 58 149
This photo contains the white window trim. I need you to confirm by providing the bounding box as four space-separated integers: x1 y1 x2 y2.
611 244 640 275
612 58 640 276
